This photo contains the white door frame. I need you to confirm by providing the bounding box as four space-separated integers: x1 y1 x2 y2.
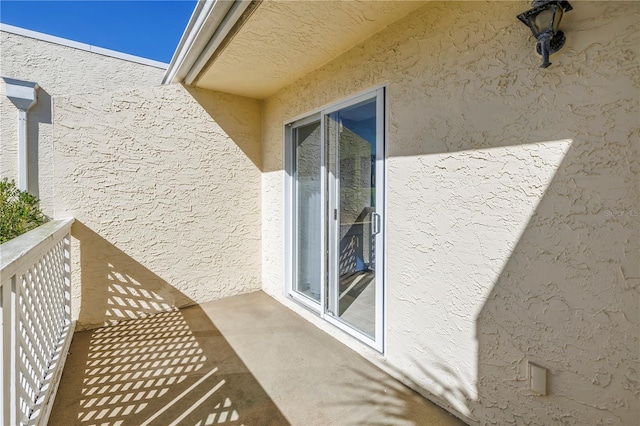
284 86 386 352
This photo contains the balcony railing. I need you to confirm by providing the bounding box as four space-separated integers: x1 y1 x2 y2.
1 218 74 425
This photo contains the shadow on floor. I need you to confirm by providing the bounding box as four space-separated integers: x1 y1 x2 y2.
50 305 289 425
333 365 467 426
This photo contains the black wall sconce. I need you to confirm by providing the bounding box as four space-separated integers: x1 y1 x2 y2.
517 0 573 68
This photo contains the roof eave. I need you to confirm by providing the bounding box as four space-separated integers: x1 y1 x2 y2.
162 0 253 86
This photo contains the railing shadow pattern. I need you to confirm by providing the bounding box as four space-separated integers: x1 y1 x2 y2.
50 222 288 425
52 303 288 425
104 265 172 322
74 310 240 425
72 221 195 330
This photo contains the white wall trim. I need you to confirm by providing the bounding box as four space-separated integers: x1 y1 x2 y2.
0 23 168 69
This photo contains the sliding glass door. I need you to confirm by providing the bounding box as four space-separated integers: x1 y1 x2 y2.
287 87 385 351
291 117 322 303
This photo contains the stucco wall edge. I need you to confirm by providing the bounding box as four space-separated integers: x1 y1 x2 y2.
0 23 168 69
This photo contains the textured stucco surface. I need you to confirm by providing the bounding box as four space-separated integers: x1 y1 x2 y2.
3 2 637 424
53 84 262 330
1 30 165 215
259 1 639 425
197 0 425 99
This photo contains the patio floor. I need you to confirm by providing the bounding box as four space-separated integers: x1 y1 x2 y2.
49 291 465 425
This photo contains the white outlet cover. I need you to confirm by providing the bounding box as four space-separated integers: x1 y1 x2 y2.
529 361 547 395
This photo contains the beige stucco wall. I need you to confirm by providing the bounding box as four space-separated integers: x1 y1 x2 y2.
53 84 262 330
261 1 639 425
1 29 165 215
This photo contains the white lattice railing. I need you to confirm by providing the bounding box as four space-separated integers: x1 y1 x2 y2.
1 218 74 426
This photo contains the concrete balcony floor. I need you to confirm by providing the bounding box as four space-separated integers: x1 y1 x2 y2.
50 291 464 425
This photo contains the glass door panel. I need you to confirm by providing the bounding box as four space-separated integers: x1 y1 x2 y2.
326 96 379 338
292 120 322 304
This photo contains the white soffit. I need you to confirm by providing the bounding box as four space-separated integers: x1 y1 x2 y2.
172 0 427 100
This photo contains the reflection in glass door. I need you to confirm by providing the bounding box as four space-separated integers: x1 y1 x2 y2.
287 88 384 351
292 119 322 303
326 96 380 339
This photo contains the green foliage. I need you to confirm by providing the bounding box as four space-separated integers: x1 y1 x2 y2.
0 178 46 244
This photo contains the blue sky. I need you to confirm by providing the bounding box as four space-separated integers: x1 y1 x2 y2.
0 1 197 63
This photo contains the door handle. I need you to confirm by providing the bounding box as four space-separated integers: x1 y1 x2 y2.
371 212 381 236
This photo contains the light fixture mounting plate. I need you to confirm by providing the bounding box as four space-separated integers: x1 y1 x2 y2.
536 30 567 56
